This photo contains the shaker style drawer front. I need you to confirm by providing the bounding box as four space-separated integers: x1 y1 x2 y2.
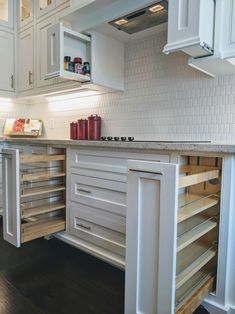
70 173 126 216
70 207 125 257
69 203 126 234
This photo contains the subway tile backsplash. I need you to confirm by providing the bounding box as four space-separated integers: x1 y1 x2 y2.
3 30 235 143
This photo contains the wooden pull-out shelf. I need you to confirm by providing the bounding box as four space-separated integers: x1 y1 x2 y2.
179 166 220 189
21 185 66 198
21 171 66 182
21 216 65 243
176 276 215 314
21 202 66 219
20 154 66 163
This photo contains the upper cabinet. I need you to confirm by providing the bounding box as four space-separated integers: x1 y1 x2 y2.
46 23 124 91
35 0 56 19
19 0 34 28
163 0 215 58
0 0 14 30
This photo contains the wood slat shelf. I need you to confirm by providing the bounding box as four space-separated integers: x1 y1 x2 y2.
178 170 220 189
178 194 219 223
177 219 217 252
176 247 216 289
21 171 66 182
21 185 66 198
21 216 65 243
20 154 66 163
176 276 215 314
21 202 66 219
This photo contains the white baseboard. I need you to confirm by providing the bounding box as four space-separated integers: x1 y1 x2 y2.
203 300 235 314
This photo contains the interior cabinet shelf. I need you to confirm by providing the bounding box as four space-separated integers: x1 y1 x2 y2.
178 193 219 223
21 201 66 219
177 219 217 252
21 215 65 243
176 246 216 289
21 170 66 181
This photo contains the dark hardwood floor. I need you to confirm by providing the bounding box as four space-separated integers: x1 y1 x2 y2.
0 217 209 314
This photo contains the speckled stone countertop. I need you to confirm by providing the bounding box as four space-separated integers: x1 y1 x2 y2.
1 137 235 154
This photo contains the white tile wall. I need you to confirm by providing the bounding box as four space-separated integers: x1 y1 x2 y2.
4 30 235 143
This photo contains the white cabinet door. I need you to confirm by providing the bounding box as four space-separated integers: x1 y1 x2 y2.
36 15 56 88
35 0 56 19
163 0 215 57
56 0 69 7
19 0 34 28
2 149 21 247
0 0 14 29
0 31 14 92
125 160 178 314
18 27 34 91
220 0 235 59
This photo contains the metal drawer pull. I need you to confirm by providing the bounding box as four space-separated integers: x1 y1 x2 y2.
129 169 163 175
76 222 91 230
76 188 91 194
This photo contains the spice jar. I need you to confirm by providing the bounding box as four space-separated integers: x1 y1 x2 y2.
77 119 88 140
88 115 101 141
74 57 83 74
64 56 71 71
82 62 91 76
70 122 77 140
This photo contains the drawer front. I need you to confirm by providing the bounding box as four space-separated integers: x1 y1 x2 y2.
70 173 126 216
68 149 170 180
70 206 125 257
69 203 126 234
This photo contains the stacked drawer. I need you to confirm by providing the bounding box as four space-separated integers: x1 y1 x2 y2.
68 149 127 257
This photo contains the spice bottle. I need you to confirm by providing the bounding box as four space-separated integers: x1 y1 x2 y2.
74 57 83 74
88 115 101 140
82 62 91 76
77 119 88 140
64 56 71 71
70 122 77 140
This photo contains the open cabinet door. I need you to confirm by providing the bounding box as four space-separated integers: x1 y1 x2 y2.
2 148 20 247
125 160 179 314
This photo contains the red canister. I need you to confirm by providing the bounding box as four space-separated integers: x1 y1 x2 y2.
88 115 101 140
77 119 88 140
70 122 77 140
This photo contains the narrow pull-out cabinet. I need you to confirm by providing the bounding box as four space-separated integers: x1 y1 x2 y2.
125 156 221 314
2 148 66 247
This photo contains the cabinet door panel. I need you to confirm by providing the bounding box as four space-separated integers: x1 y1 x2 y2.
36 16 56 87
0 31 14 91
2 149 21 247
125 160 178 314
18 27 34 91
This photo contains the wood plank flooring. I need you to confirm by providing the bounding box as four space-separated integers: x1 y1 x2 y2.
0 217 209 314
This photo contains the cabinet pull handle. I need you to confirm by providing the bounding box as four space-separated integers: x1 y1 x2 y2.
76 188 91 194
129 169 163 175
29 71 33 85
11 75 14 89
76 223 91 230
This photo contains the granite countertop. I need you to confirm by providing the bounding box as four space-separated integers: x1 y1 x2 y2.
1 137 235 154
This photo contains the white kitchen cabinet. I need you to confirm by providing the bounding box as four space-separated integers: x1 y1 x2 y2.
35 0 56 19
125 156 226 314
18 27 34 91
46 23 124 91
0 0 14 30
0 31 15 92
56 0 70 7
36 15 57 88
2 147 66 247
19 0 34 28
163 0 215 58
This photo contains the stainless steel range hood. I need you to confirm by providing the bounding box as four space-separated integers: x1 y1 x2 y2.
109 0 168 34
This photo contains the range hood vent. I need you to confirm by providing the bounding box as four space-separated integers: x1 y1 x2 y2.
109 1 168 34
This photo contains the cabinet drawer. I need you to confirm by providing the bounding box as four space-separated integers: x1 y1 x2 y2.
70 207 125 257
69 203 126 234
70 173 126 216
